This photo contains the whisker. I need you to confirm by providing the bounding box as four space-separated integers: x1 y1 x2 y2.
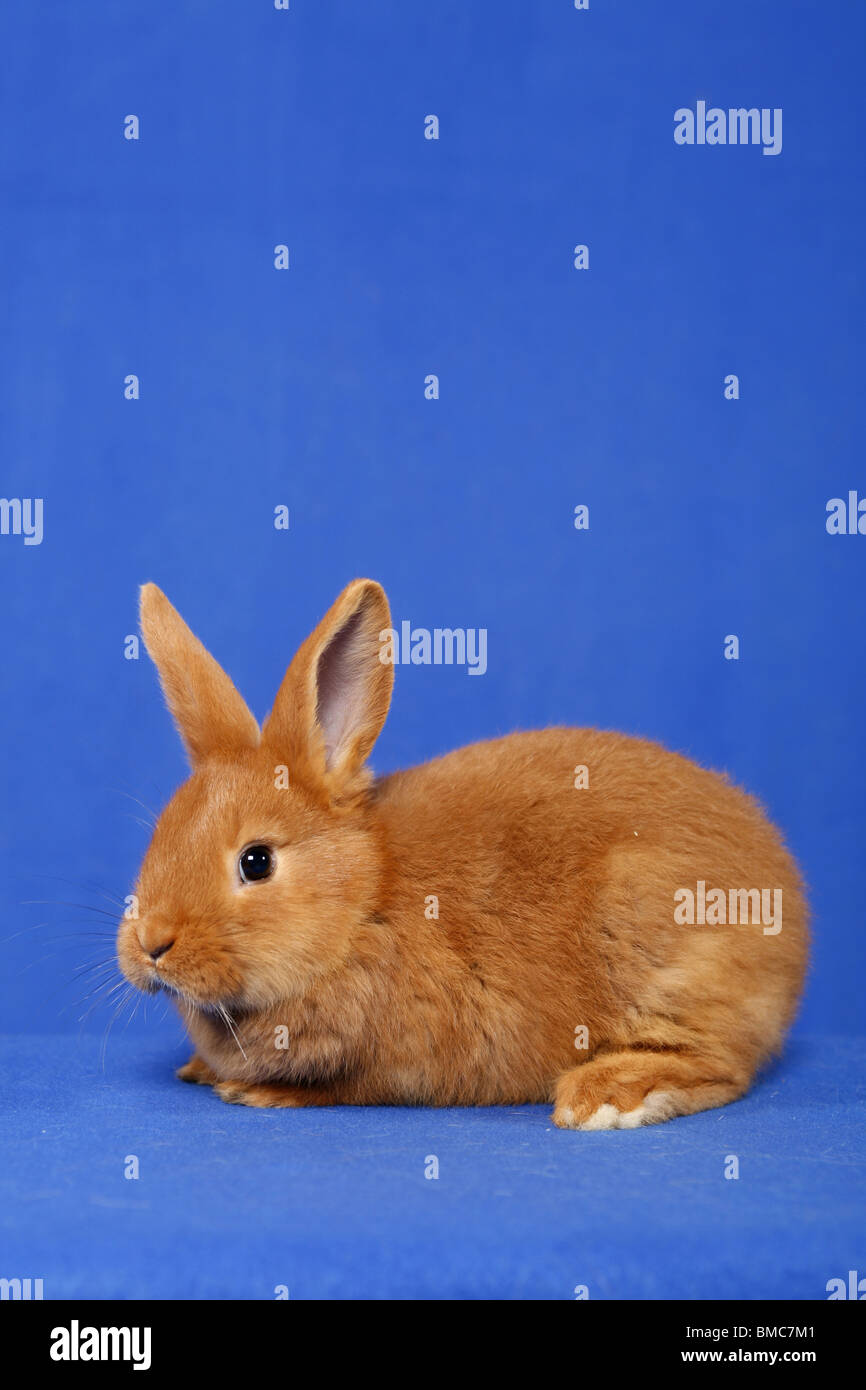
65 958 118 986
106 787 159 827
20 901 120 920
217 1003 248 1061
121 991 144 1034
26 873 127 911
66 975 121 1015
17 947 108 978
100 985 136 1071
1 920 116 946
77 973 128 1027
60 964 122 1008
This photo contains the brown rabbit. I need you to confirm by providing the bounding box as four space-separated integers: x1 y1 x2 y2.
116 579 808 1128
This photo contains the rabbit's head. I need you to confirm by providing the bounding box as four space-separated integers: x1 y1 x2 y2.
116 580 393 1014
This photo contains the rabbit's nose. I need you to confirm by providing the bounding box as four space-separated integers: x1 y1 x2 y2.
137 923 175 963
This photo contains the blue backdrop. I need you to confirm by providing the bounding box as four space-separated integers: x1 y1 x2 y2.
3 0 863 1040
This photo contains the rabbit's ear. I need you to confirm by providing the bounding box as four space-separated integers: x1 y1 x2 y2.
262 579 393 804
139 584 260 767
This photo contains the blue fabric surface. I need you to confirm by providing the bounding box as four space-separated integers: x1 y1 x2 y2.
1 1034 863 1300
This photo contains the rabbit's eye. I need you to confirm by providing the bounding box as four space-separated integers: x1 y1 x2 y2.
239 844 273 883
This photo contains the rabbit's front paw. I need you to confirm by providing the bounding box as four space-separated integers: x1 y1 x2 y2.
176 1054 217 1086
214 1080 337 1108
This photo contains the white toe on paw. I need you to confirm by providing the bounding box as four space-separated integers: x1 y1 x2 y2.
579 1103 622 1131
578 1092 674 1130
625 1090 675 1126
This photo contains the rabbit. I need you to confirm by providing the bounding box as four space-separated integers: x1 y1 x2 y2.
116 579 808 1129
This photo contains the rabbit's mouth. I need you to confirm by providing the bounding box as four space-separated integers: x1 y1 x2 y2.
148 975 225 1012
117 911 248 1010
142 968 253 1029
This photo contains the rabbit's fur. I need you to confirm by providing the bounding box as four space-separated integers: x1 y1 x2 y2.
116 580 808 1128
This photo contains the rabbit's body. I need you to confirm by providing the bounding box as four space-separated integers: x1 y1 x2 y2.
119 583 808 1129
